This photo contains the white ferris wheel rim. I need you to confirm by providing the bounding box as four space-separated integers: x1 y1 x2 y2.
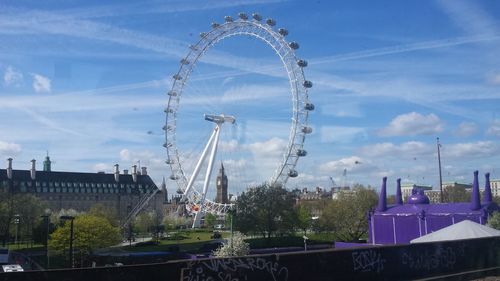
163 13 313 215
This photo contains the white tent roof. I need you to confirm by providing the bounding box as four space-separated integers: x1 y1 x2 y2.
410 220 500 244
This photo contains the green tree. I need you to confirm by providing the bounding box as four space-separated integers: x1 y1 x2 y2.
319 188 378 242
488 212 500 230
204 213 217 229
88 204 119 227
296 205 312 236
234 183 296 238
442 186 470 203
49 214 121 258
0 192 46 246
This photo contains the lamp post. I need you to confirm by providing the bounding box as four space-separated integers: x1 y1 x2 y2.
303 235 308 251
437 137 443 203
13 214 20 248
40 214 50 269
60 215 75 268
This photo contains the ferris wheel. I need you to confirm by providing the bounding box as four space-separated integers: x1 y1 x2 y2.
163 12 314 225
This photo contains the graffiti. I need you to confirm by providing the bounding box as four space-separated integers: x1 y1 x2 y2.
401 246 462 271
352 249 386 273
181 257 288 281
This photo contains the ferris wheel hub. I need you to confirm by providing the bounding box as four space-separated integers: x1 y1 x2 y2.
204 114 236 125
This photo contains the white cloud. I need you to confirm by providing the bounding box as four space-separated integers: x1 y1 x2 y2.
0 141 22 156
379 112 443 136
487 73 500 85
3 66 23 86
92 163 110 172
32 74 52 93
487 120 500 136
120 149 131 161
454 121 478 137
320 126 366 143
359 141 433 158
319 156 367 174
443 141 499 159
246 137 287 158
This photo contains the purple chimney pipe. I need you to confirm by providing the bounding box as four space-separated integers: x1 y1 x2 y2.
396 178 403 205
470 170 481 210
377 177 387 212
483 172 492 203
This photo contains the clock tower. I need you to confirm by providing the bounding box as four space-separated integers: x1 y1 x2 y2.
216 162 228 204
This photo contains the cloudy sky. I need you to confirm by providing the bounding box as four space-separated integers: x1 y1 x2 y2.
1 0 500 197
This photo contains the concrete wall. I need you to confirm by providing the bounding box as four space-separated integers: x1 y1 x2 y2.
2 237 500 281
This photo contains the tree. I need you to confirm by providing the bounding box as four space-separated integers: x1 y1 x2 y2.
49 214 121 258
88 204 119 227
319 188 378 242
0 192 46 246
163 214 191 230
234 183 296 238
204 213 217 229
212 232 250 257
488 212 500 230
442 186 470 203
296 205 312 236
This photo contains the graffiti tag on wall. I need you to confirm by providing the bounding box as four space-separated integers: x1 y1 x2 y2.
352 249 386 273
181 257 289 281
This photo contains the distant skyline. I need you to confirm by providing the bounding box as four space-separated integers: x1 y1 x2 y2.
1 0 500 197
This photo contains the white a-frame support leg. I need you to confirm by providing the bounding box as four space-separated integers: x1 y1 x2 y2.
181 114 235 228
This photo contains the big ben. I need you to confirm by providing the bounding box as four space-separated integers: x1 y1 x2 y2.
216 162 228 204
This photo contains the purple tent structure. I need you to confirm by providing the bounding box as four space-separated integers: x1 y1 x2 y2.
368 171 499 245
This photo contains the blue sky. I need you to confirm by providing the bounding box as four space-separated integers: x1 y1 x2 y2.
1 0 500 197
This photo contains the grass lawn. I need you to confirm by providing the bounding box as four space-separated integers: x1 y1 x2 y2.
122 230 228 253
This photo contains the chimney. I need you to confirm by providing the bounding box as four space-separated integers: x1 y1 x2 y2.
376 177 387 212
123 169 129 175
141 166 147 176
114 164 120 183
6 158 13 179
483 172 492 204
132 165 137 183
30 159 36 180
470 170 481 210
396 178 403 205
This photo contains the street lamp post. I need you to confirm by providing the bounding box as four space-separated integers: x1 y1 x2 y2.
60 216 75 268
13 215 20 248
437 137 443 203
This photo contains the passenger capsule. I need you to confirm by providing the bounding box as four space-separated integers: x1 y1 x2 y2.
297 59 308 67
162 125 173 131
189 45 198 51
180 58 190 65
304 103 315 111
302 126 313 134
303 80 313 88
164 108 174 113
278 28 288 36
169 174 179 180
199 32 207 38
165 159 174 164
266 18 276 26
238 12 248 20
211 22 220 29
252 13 262 21
297 149 307 157
168 91 177 96
224 16 233 23
289 42 299 50
288 170 298 178
173 74 182 80
163 142 173 148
